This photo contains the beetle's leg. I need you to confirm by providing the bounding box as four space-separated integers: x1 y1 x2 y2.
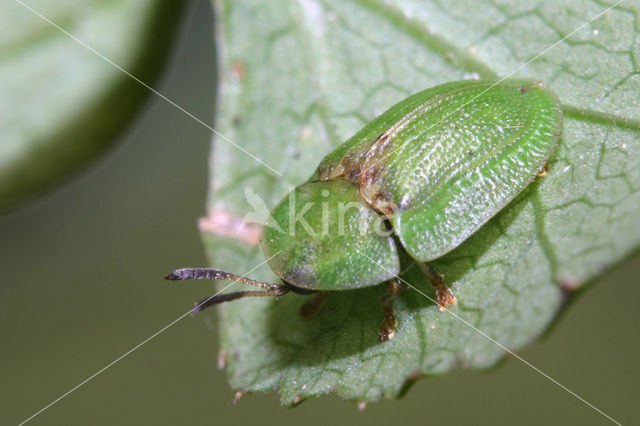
417 263 457 311
299 291 329 318
165 268 289 313
379 278 402 342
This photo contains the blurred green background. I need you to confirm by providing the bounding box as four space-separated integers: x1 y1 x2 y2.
1 0 638 424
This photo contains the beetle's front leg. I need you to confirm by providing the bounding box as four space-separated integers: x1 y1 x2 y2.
379 278 402 342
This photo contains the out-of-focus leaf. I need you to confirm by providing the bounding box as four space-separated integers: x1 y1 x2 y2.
0 0 187 211
203 0 640 405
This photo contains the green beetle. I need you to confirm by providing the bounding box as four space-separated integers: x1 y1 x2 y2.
167 79 562 342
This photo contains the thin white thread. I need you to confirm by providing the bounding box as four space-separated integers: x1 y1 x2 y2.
356 249 622 426
17 252 281 426
12 0 283 178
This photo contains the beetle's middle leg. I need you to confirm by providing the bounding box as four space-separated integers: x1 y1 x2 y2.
379 278 402 342
299 291 329 318
417 262 457 311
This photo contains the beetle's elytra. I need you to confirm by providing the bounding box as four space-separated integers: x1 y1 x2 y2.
167 79 562 342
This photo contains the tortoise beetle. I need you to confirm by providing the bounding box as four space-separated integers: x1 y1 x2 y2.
167 79 562 342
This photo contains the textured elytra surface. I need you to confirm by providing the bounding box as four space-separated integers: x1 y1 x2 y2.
319 80 561 261
203 0 640 405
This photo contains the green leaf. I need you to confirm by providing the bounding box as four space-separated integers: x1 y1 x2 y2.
203 0 640 405
0 0 187 212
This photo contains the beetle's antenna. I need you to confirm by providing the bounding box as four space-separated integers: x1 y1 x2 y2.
165 268 290 313
166 268 278 289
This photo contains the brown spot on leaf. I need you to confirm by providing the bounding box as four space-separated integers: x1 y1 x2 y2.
557 276 582 291
233 389 249 404
198 210 261 246
231 61 245 81
217 351 227 370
